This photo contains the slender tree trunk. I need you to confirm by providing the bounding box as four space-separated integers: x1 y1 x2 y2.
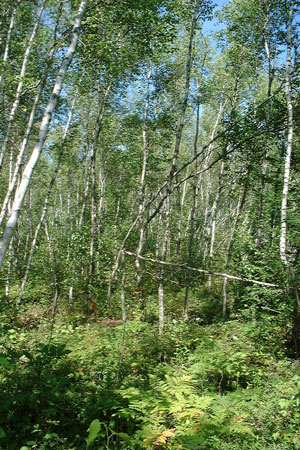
0 0 46 170
88 82 112 302
158 196 170 334
44 222 59 316
196 100 227 254
98 167 105 217
0 2 19 88
0 0 87 270
280 0 293 267
79 159 91 227
0 56 57 226
222 182 248 317
0 1 62 214
175 185 182 262
135 61 152 296
208 159 225 290
5 240 14 297
256 26 274 246
157 0 200 326
108 0 205 307
280 1 300 310
168 0 200 181
19 99 75 301
184 79 201 319
121 265 127 322
155 210 163 259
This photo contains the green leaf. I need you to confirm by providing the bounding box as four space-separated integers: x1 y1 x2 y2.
20 447 28 450
272 432 280 441
116 432 132 444
0 427 5 438
86 419 101 447
278 399 289 409
0 356 12 368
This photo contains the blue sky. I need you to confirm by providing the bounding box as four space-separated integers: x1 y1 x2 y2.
201 0 230 35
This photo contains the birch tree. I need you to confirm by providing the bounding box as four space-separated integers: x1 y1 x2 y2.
0 0 87 270
280 0 300 309
0 0 46 170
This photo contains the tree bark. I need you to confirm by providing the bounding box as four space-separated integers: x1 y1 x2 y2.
0 0 46 169
121 265 127 322
256 17 274 246
88 82 112 302
280 0 293 267
18 98 76 301
184 78 201 319
0 72 49 226
208 159 225 290
222 182 248 317
0 1 19 88
0 0 87 270
279 0 300 310
135 61 152 296
158 196 170 334
44 221 59 316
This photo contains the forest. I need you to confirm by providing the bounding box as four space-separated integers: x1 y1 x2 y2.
0 0 299 448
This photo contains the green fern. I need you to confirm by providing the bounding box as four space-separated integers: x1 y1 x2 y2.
117 371 253 448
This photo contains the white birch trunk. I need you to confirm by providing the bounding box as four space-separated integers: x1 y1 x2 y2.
79 159 91 227
158 196 170 334
135 61 152 293
168 0 200 180
208 160 224 290
5 240 13 297
279 1 300 310
44 222 59 316
0 0 46 169
184 79 201 319
280 0 293 266
88 83 111 295
0 77 46 226
222 185 248 317
19 100 75 301
0 0 87 270
256 28 274 245
107 0 201 307
121 267 127 322
0 2 19 88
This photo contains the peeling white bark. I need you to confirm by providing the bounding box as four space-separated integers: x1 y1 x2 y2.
0 0 46 169
0 1 19 88
280 0 293 266
0 0 87 270
19 99 75 301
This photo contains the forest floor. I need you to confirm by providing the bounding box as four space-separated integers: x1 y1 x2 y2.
0 302 300 449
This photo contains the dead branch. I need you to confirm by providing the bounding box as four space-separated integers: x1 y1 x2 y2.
123 251 280 288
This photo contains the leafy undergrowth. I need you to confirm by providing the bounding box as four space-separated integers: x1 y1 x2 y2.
0 308 300 449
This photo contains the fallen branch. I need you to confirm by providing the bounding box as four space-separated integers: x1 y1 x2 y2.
123 251 280 288
260 306 282 314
